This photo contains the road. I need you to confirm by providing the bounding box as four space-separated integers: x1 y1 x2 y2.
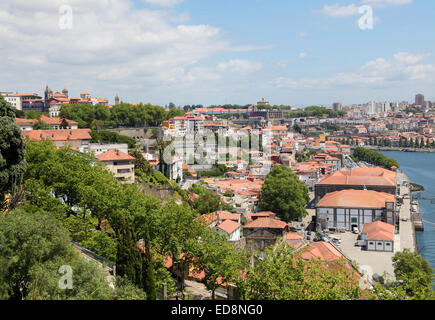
396 171 416 252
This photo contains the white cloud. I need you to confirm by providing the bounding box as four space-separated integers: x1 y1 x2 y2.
273 52 435 90
323 0 412 17
142 0 184 7
0 0 269 103
217 59 263 74
361 0 413 8
323 4 360 17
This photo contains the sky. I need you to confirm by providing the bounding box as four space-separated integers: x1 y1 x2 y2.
1 0 434 107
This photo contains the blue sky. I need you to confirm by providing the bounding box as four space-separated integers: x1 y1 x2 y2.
1 0 434 107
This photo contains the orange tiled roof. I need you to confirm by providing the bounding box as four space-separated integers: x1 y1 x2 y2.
244 217 288 229
217 220 241 235
15 118 37 125
23 129 91 142
39 115 78 125
361 221 394 241
300 242 344 262
317 168 396 187
317 190 394 209
95 149 135 162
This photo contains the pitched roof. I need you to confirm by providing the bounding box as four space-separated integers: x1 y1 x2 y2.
244 217 288 229
317 190 394 209
217 220 241 235
216 211 241 222
95 149 135 162
23 129 91 141
15 118 37 125
361 221 394 241
39 115 78 125
317 168 396 187
300 242 344 262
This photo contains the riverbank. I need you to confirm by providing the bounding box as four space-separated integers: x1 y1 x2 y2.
351 146 435 153
379 151 435 270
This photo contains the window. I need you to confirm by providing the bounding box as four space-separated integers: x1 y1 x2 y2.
369 242 374 245
351 217 358 223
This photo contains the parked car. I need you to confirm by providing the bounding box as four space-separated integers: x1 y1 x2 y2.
401 216 409 222
331 237 342 244
352 226 359 234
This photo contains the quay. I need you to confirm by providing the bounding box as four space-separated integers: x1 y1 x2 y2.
397 170 422 253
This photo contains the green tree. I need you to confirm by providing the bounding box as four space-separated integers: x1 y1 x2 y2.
241 243 363 300
194 230 247 300
154 201 203 294
259 166 310 222
0 210 114 300
0 95 27 204
391 249 434 299
32 119 51 130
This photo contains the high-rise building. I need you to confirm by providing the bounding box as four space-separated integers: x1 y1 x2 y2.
367 101 377 116
332 102 342 111
415 94 425 106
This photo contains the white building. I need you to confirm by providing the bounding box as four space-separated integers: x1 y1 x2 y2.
1 92 22 110
316 190 396 232
216 220 242 242
361 221 394 252
89 143 129 156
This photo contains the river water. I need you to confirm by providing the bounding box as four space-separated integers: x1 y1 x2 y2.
380 151 435 269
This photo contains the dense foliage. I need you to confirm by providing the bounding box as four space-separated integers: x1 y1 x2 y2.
0 95 27 203
241 243 366 300
90 130 137 149
259 166 310 222
60 103 175 129
189 184 235 214
353 147 400 169
286 106 346 118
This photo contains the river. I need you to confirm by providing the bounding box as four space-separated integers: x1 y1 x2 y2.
380 151 435 269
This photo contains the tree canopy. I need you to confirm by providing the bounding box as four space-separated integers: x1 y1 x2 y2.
60 103 168 129
353 147 400 169
0 95 27 203
259 166 310 222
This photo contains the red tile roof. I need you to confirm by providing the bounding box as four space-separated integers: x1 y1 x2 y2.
300 242 343 262
317 168 396 187
217 220 241 235
95 149 135 162
23 129 91 142
244 217 288 229
316 190 394 209
362 221 394 241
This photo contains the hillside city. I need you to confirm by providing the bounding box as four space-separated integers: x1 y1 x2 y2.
0 88 433 301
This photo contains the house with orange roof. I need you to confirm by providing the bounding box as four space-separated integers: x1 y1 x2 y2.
216 220 242 242
243 217 289 256
286 232 306 249
95 149 135 184
361 221 394 252
315 167 397 202
23 129 92 152
316 189 396 232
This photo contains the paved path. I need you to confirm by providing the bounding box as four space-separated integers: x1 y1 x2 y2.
397 171 416 252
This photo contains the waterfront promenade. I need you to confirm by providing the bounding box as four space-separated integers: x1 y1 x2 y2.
396 171 417 253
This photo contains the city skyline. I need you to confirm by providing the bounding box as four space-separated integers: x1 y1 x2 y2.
1 0 434 106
